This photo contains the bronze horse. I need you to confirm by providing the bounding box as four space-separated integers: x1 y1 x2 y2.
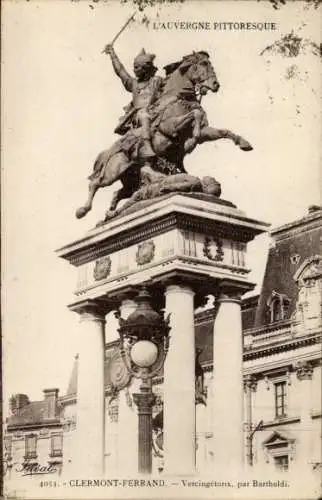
76 51 252 219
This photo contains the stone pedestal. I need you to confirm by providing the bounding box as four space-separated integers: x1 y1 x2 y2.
69 301 106 476
212 289 244 473
163 284 196 475
57 193 268 476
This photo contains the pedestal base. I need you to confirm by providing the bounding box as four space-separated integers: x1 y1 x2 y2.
58 193 268 477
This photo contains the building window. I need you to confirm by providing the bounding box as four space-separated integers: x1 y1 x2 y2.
275 382 287 418
267 291 291 323
271 298 281 322
25 435 37 459
263 431 295 470
274 455 289 472
50 434 63 457
290 254 301 265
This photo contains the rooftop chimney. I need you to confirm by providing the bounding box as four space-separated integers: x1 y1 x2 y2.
9 394 29 414
43 388 59 419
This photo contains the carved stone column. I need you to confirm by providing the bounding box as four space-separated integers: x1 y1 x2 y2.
118 298 138 474
163 284 196 475
70 300 106 476
212 287 244 473
243 374 257 467
296 361 314 472
133 380 156 474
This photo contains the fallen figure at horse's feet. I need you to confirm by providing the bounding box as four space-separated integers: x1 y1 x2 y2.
99 172 222 223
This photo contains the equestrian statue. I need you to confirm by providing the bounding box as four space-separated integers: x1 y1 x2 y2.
76 15 253 222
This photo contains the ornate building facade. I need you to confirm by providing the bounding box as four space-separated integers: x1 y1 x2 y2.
4 390 63 479
242 205 322 479
4 207 321 480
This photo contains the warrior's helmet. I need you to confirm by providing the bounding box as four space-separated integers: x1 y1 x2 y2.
134 48 158 74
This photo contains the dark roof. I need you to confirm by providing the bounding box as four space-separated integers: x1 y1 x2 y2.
7 401 46 426
6 401 61 429
242 295 259 331
255 208 322 328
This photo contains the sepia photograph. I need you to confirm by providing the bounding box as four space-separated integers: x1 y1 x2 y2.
2 0 321 499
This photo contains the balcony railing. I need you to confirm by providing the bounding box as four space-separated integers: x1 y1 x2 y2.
245 319 292 337
23 452 37 460
49 450 63 458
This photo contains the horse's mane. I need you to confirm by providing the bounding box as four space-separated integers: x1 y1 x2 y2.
163 51 210 77
161 51 211 99
163 61 181 76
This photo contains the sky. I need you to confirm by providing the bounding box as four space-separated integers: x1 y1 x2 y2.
2 0 321 416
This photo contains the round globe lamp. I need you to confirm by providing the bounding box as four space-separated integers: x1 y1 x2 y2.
130 340 158 368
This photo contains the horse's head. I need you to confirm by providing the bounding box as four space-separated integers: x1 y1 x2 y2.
179 52 220 95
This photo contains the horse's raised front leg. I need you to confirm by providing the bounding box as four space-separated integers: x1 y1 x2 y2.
159 112 195 138
198 126 253 151
191 109 203 139
183 110 203 155
76 180 100 219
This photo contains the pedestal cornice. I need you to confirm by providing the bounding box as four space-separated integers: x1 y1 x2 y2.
57 194 269 267
59 195 265 316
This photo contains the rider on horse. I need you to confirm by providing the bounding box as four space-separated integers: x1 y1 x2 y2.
104 44 164 160
76 48 253 221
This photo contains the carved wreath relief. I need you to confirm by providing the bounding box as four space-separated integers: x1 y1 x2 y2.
203 236 224 262
93 256 112 281
136 241 155 266
109 349 131 391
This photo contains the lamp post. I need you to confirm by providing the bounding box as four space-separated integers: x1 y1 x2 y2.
117 287 170 474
